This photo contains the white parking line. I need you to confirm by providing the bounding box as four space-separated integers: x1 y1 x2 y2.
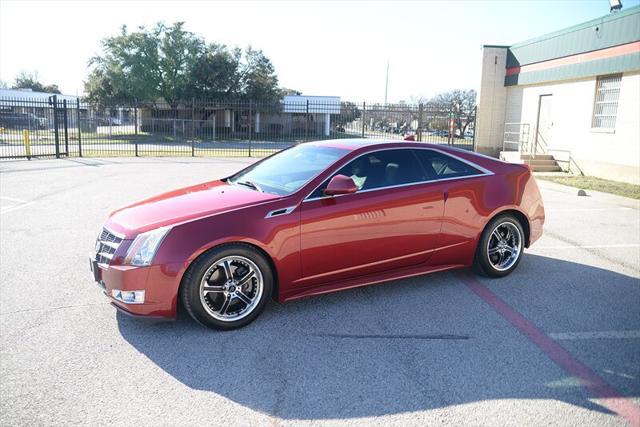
552 208 634 212
549 331 640 340
0 197 34 215
0 196 27 203
536 243 640 249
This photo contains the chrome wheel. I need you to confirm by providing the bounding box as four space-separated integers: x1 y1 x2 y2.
199 255 264 322
486 221 522 272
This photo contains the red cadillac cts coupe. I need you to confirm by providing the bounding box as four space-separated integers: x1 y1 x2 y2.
90 139 545 330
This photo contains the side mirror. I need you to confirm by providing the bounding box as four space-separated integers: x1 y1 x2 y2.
324 174 357 196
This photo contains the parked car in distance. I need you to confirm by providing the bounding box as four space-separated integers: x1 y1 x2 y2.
90 139 545 330
95 117 122 126
0 111 46 129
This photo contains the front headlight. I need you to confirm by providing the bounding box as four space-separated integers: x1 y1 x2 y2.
124 226 171 266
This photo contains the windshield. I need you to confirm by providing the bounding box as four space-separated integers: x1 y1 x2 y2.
228 144 347 196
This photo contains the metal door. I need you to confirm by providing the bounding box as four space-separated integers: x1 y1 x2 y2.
535 94 553 153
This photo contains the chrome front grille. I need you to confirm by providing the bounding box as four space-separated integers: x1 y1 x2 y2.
95 227 124 267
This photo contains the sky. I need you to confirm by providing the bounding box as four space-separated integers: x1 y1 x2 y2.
1 0 638 102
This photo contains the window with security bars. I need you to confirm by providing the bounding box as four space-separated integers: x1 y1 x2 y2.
591 74 622 129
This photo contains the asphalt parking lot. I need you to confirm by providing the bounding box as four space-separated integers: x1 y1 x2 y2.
1 157 639 426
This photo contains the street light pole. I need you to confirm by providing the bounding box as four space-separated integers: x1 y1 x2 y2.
384 60 389 105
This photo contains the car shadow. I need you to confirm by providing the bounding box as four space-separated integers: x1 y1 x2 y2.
116 254 640 420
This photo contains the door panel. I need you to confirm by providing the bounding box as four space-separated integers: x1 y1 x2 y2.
297 182 445 287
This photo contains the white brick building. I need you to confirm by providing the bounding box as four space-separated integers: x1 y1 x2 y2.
475 6 640 184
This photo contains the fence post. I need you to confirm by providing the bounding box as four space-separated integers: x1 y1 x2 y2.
76 100 82 157
62 100 69 156
448 109 453 145
212 110 216 141
417 103 424 142
472 106 477 151
305 100 310 140
51 95 60 158
248 102 253 157
361 102 366 137
191 98 195 157
134 105 138 136
134 106 138 157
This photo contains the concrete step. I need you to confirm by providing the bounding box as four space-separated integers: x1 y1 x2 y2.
529 164 563 172
521 154 555 160
501 151 563 172
527 159 558 166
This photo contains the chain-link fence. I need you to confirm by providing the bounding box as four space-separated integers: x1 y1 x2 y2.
0 96 475 159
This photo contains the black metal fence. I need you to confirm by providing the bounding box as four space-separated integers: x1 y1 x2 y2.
0 96 475 160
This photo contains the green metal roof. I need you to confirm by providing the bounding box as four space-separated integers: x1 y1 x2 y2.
505 52 640 86
506 6 640 68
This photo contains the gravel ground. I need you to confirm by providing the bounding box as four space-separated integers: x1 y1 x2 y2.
1 157 638 426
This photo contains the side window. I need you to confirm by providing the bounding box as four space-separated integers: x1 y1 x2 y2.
413 150 481 179
308 149 427 199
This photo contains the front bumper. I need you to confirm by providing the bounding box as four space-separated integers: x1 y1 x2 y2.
89 256 181 318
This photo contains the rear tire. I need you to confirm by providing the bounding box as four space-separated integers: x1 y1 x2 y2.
181 244 273 330
474 214 525 278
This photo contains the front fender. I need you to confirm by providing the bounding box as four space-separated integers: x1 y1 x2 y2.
151 202 302 313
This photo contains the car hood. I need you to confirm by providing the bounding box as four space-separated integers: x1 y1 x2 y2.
104 180 280 237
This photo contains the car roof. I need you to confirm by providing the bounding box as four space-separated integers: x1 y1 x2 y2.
306 138 515 173
307 138 461 153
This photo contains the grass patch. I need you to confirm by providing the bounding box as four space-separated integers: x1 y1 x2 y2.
537 175 640 200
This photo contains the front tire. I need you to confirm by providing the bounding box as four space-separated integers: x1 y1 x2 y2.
181 244 273 330
474 214 525 278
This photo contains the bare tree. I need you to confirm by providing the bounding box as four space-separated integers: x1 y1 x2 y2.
431 89 476 137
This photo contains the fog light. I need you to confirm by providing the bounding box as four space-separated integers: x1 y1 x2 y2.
111 289 145 304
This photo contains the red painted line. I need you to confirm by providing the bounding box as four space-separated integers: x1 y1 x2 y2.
506 40 640 77
457 271 640 426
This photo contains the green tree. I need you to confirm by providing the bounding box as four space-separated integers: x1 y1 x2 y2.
86 22 201 109
281 87 302 96
239 47 280 103
188 44 242 99
13 71 61 94
86 22 283 107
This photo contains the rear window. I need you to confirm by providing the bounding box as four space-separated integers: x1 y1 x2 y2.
413 150 482 179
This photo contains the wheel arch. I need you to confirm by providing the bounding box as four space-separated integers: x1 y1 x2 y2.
482 208 531 248
177 240 281 307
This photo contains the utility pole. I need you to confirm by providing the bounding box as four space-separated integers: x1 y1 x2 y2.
384 60 389 105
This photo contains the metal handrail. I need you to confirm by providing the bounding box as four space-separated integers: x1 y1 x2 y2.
546 148 584 175
532 126 550 159
503 123 530 153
